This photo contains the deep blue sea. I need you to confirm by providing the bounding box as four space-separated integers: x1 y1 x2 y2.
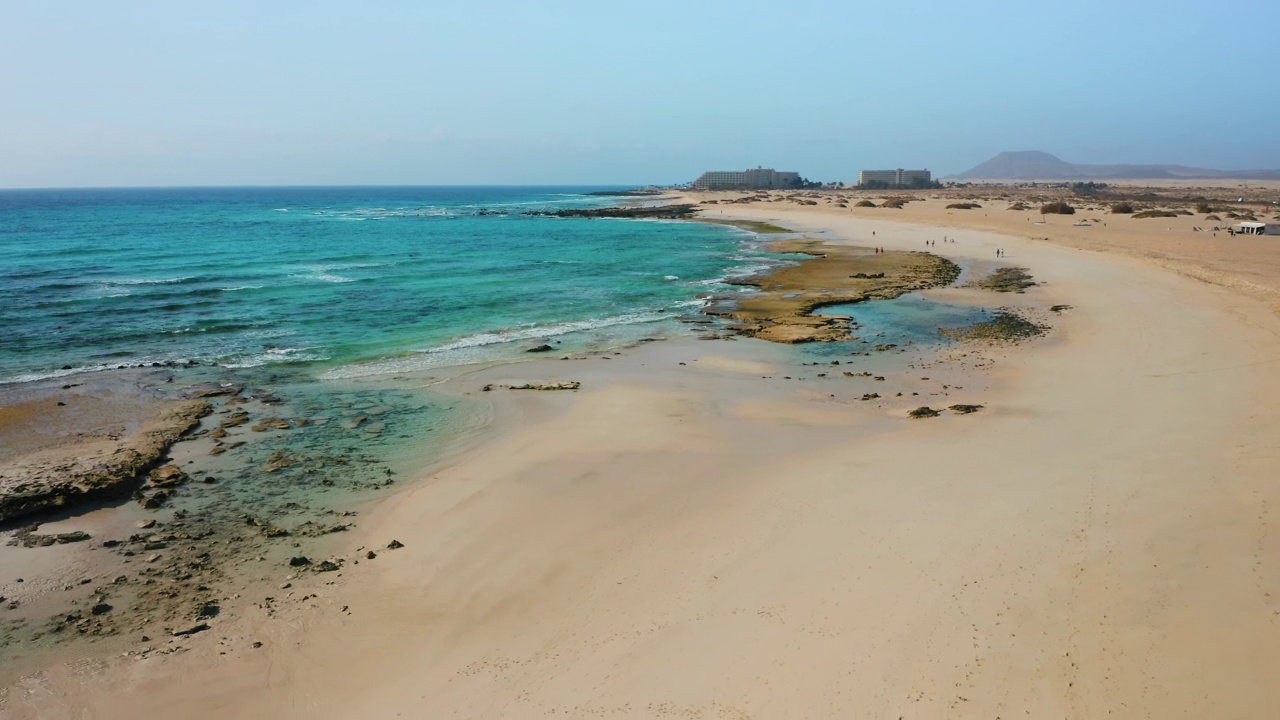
0 186 768 384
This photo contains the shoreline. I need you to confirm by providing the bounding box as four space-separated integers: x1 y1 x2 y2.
6 199 1280 716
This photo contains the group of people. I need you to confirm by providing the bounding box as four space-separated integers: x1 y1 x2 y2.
925 236 957 247
873 247 886 254
996 248 1006 258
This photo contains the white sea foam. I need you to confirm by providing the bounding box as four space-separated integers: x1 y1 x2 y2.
291 271 354 283
313 207 455 220
426 311 668 353
221 347 329 369
320 310 675 380
219 285 264 292
724 263 776 279
664 275 680 280
0 364 116 385
106 276 197 286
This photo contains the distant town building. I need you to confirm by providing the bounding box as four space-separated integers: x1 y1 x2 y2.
692 167 801 190
857 169 933 188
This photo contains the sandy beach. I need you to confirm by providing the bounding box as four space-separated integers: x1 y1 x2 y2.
6 193 1280 718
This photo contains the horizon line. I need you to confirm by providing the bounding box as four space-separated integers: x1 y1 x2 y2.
0 182 666 192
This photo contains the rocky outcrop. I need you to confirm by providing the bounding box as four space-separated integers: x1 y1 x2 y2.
940 310 1048 342
525 204 698 220
508 382 581 391
0 400 210 523
706 239 961 344
968 267 1036 293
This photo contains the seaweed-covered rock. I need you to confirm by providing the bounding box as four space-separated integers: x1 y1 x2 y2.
509 382 580 391
969 267 1036 293
940 311 1048 343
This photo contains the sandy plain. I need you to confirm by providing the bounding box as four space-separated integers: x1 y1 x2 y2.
5 186 1280 718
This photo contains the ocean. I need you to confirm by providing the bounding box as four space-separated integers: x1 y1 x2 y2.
0 186 764 385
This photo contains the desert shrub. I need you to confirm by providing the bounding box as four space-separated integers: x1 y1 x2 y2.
854 200 876 207
1132 210 1180 219
1205 214 1222 221
1196 202 1220 214
1008 202 1030 211
946 202 982 210
879 198 908 209
1040 202 1076 215
1110 202 1135 214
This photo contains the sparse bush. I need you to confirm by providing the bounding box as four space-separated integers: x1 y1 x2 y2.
1205 214 1222 221
1110 202 1135 214
1071 181 1108 196
1040 202 1076 215
879 198 909 209
1132 210 1180 219
854 200 876 207
1008 202 1030 211
946 202 982 210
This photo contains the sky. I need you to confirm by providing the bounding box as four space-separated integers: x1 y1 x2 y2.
2 0 1278 188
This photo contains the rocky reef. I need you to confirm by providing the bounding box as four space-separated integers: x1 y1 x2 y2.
0 400 211 523
524 204 698 220
968 267 1037 293
706 239 961 343
940 310 1049 342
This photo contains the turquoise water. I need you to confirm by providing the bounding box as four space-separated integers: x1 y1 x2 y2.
805 293 994 357
0 187 764 384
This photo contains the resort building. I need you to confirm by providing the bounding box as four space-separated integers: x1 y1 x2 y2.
856 169 933 187
692 167 801 190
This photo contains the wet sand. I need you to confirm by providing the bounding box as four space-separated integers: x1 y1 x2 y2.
6 195 1280 717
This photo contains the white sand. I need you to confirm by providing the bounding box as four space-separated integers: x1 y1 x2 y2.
9 206 1280 718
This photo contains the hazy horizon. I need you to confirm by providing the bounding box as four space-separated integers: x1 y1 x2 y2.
3 0 1278 189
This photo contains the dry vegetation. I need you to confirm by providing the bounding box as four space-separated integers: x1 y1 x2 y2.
1040 201 1076 215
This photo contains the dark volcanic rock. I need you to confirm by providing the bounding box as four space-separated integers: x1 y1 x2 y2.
181 382 244 399
525 204 697 220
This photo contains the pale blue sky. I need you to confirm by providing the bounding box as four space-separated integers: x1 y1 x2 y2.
2 0 1277 187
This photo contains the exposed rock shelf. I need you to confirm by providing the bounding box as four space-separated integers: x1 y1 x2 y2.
705 238 961 343
524 204 698 220
0 400 210 523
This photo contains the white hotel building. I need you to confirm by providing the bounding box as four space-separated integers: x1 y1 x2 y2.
692 167 801 190
856 169 932 187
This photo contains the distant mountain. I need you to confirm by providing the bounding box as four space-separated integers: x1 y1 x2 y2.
949 151 1280 181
